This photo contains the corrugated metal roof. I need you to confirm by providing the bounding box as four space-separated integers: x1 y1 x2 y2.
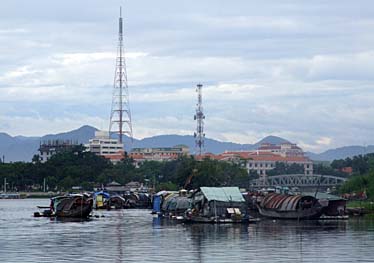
200 187 245 202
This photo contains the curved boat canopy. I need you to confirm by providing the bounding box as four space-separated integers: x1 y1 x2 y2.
260 193 317 211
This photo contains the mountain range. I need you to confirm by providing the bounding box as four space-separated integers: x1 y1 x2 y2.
0 125 373 162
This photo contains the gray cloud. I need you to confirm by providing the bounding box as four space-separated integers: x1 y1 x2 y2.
0 0 374 152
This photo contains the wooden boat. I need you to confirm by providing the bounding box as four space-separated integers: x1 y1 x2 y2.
257 193 322 220
93 191 110 209
107 195 127 209
34 194 93 218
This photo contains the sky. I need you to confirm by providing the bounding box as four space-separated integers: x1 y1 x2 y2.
0 0 374 153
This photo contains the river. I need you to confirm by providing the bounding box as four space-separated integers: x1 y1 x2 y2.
0 199 374 262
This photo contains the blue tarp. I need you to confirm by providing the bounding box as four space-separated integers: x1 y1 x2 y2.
94 191 110 198
153 195 161 213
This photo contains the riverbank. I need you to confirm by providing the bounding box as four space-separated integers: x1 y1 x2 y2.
20 192 61 198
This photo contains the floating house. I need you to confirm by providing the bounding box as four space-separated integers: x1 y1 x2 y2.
185 187 247 223
305 192 347 217
93 191 110 209
35 193 93 218
257 193 322 220
161 190 190 217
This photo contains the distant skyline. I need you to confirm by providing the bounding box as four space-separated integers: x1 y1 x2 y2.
1 1 374 153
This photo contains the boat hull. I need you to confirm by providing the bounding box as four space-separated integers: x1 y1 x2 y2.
184 215 248 224
55 204 93 218
257 206 322 220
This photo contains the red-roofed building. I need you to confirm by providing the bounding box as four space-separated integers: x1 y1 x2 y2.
244 151 313 176
129 145 189 167
101 151 125 164
197 142 313 177
258 143 304 157
341 167 353 174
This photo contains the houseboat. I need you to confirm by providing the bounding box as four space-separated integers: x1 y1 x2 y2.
257 193 322 220
35 193 93 218
161 190 190 218
184 187 249 223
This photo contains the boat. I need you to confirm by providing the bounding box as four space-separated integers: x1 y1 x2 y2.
257 193 322 220
93 190 110 209
107 195 127 209
184 187 252 223
160 190 190 218
305 192 348 219
0 193 21 199
34 193 93 218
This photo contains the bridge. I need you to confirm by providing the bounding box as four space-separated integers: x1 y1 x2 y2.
250 174 347 190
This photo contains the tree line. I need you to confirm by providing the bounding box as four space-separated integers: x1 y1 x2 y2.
338 153 374 198
0 146 248 192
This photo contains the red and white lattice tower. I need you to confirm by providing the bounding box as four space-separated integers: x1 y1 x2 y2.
194 83 205 156
109 7 133 147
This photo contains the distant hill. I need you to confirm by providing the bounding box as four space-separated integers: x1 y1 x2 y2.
0 125 289 162
0 126 99 162
3 125 372 163
306 145 374 162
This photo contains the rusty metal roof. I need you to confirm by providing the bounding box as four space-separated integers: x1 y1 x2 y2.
260 193 316 211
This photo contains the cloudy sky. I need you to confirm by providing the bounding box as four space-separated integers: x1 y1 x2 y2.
0 0 374 152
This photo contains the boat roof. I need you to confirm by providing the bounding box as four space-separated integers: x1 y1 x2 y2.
303 192 346 201
199 187 245 202
94 191 110 198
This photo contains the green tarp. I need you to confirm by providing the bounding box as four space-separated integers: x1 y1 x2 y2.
200 187 245 202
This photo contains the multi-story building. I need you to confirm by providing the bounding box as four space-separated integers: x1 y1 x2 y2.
200 142 313 177
257 143 304 157
87 131 124 164
129 145 189 166
38 140 78 163
244 152 313 176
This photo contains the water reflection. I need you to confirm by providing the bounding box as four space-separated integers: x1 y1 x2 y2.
0 200 374 263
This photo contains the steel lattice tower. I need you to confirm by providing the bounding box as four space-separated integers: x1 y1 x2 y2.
109 7 133 146
194 83 205 156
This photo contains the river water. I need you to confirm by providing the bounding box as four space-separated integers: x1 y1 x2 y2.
1 199 374 262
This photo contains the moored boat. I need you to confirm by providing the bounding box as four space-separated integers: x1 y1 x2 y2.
184 187 251 223
34 193 93 218
257 193 322 220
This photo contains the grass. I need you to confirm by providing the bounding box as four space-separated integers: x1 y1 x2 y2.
347 200 374 210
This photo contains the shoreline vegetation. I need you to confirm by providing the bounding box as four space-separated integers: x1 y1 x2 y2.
1 146 374 202
0 145 248 193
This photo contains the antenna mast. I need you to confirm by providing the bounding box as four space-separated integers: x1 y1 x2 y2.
109 7 133 147
194 83 205 156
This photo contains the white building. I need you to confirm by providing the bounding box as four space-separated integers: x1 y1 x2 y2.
87 131 124 163
129 145 189 166
38 140 78 163
257 143 304 157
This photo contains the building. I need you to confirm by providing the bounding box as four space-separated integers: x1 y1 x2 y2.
129 145 189 166
257 143 304 157
244 152 313 176
38 140 78 163
87 131 124 164
198 142 313 177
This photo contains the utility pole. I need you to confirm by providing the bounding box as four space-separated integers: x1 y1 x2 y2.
194 84 205 156
109 6 133 149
